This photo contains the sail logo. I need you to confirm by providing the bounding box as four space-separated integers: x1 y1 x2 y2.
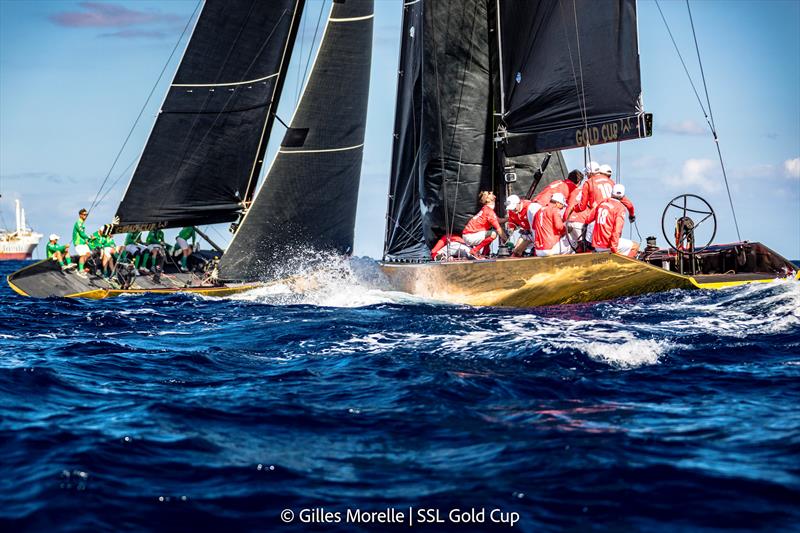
576 120 628 146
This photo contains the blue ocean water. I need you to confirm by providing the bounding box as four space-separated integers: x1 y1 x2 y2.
1 258 799 532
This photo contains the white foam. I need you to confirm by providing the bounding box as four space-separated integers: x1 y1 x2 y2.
581 339 667 368
223 254 437 308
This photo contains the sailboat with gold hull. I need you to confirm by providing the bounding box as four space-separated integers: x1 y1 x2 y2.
376 0 796 307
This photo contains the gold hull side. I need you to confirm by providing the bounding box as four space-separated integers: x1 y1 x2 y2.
379 253 697 307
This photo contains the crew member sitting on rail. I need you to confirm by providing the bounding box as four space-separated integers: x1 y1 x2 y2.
88 225 115 278
124 231 148 275
176 226 197 272
72 208 92 278
46 234 75 270
430 234 473 261
533 193 573 256
145 229 168 272
505 194 535 257
588 184 639 257
462 191 506 258
101 225 120 277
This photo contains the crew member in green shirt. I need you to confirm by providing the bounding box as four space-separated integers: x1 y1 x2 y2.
46 234 74 270
124 230 148 275
176 226 196 272
145 229 168 271
89 225 118 278
72 208 91 277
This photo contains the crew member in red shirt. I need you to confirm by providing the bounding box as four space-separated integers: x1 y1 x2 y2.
462 191 506 257
505 194 534 256
430 234 472 261
588 184 640 257
533 193 573 256
532 169 582 208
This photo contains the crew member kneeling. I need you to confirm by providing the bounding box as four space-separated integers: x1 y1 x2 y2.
462 191 506 258
533 193 573 256
589 184 640 257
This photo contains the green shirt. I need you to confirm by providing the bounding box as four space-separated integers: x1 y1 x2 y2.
88 231 105 250
177 226 196 245
146 229 165 245
46 242 67 258
72 219 89 245
103 235 116 248
124 231 143 245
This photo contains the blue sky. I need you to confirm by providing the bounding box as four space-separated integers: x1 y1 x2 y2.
1 0 798 259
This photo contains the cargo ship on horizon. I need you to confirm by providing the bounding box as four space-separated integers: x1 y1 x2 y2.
0 199 42 260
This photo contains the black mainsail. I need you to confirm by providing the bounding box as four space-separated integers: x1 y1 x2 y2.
498 0 650 156
383 0 567 260
219 0 374 280
115 0 305 232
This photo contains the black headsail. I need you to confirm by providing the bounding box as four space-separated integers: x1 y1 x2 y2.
219 0 374 281
383 0 567 260
498 0 651 156
115 0 305 232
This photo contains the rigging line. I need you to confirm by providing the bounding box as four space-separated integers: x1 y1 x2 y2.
299 0 327 102
88 0 202 216
430 1 452 252
94 158 138 208
296 0 306 105
558 0 591 161
653 0 711 129
446 0 480 239
686 0 740 241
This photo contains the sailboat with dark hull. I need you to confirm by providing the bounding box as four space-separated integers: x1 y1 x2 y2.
8 0 374 299
377 0 796 306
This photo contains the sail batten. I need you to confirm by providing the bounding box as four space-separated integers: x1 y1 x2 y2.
115 0 305 232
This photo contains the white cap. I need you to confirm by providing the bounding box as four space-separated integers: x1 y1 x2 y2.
599 164 613 176
550 192 566 206
49 234 59 241
584 161 600 174
505 194 520 210
612 183 625 198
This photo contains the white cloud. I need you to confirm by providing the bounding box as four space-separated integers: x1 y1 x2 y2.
784 158 800 179
665 158 721 193
661 120 707 136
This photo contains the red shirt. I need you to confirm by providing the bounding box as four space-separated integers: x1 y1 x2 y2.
576 175 615 213
533 204 566 250
430 234 465 259
463 204 502 235
566 187 590 224
532 179 576 207
507 199 533 231
589 198 627 253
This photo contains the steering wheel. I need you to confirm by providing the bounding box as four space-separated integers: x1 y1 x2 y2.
661 194 716 254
